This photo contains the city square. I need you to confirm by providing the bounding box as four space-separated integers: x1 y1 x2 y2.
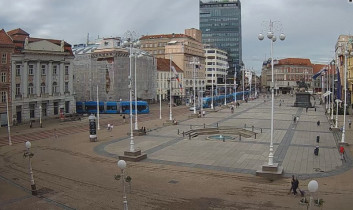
1 95 353 209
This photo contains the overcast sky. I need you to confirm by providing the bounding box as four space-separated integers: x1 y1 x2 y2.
1 0 352 74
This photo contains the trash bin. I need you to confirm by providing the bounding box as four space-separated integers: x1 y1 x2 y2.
314 146 319 156
316 136 320 143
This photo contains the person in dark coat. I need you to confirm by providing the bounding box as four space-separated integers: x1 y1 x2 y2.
293 177 299 195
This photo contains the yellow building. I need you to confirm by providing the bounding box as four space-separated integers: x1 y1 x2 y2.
335 35 353 107
140 28 205 102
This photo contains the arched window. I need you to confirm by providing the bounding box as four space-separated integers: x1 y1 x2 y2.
52 82 58 93
40 82 46 94
28 83 34 95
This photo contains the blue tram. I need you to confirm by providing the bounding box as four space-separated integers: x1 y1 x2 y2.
201 91 249 108
76 101 149 114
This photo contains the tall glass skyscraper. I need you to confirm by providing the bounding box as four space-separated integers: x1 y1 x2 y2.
200 0 242 77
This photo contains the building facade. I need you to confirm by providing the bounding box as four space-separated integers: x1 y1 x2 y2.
140 28 205 102
261 58 314 94
204 45 228 95
72 38 157 103
200 0 242 77
335 35 353 107
7 28 75 124
0 29 15 126
156 58 183 104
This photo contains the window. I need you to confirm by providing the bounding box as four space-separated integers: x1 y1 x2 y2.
65 66 69 75
1 53 7 64
16 65 21 76
1 72 6 83
16 84 20 95
29 103 35 118
28 65 34 75
52 82 58 93
28 83 34 95
53 65 57 75
65 82 69 92
1 91 6 103
53 102 58 115
41 103 47 117
41 65 46 75
40 83 46 94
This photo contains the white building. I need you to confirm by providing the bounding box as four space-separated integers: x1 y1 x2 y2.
8 28 75 124
204 45 229 95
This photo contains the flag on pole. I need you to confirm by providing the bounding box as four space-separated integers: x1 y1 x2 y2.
337 67 342 100
171 66 180 82
312 68 327 80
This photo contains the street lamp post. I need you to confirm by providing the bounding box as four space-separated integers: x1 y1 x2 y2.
117 160 128 210
242 67 245 100
258 20 286 166
331 60 335 120
39 105 42 128
123 39 140 152
96 85 100 130
308 180 319 210
24 141 37 195
169 54 173 121
191 57 200 114
341 45 352 144
224 72 227 105
134 52 142 130
234 69 237 104
6 92 12 145
211 67 214 109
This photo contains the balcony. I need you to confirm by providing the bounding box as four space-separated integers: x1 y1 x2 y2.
15 94 22 99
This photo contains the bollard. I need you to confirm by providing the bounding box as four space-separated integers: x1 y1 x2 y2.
316 136 320 143
252 125 254 132
183 131 185 137
178 129 179 135
261 128 262 133
239 134 241 141
189 133 191 140
217 122 219 128
204 123 205 128
255 133 257 139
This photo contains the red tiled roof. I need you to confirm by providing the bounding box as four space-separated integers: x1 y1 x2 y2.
157 58 183 72
312 64 327 74
0 29 14 46
141 34 191 40
278 58 312 66
7 28 29 36
7 28 72 55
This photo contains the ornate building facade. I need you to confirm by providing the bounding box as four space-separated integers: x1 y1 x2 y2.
8 28 75 124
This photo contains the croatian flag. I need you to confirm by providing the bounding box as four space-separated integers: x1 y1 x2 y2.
312 68 327 80
171 66 180 82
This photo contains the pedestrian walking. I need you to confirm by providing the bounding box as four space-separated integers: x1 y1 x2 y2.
340 145 346 162
293 177 299 196
306 107 308 112
123 115 126 123
202 110 206 116
317 120 320 126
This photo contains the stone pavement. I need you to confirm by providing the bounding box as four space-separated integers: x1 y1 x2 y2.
98 94 352 179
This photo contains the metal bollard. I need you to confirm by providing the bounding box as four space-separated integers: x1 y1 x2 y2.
252 126 254 132
183 131 185 137
178 129 179 135
204 123 205 128
217 122 218 128
261 128 262 133
189 134 191 140
239 134 241 141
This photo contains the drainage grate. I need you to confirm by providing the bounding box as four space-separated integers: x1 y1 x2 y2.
168 180 178 184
